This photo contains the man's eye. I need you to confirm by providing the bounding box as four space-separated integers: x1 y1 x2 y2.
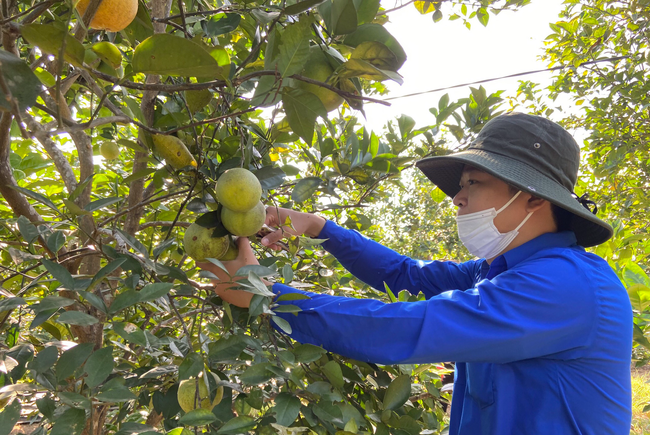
467 179 477 185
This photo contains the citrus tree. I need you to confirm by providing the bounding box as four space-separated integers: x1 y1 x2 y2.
0 0 532 434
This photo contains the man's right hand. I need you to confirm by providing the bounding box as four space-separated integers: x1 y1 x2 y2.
261 207 326 251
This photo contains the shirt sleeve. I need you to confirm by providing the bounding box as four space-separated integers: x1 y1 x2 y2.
317 220 480 298
271 256 597 365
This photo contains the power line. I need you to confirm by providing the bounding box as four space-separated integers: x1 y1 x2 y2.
382 55 630 102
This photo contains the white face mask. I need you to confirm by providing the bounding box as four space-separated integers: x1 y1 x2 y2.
455 191 534 259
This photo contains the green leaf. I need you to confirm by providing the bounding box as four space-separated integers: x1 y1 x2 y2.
16 215 39 243
284 0 327 15
271 316 292 334
122 1 154 46
139 283 173 302
208 335 248 361
178 352 203 381
235 265 278 278
291 177 322 203
245 271 276 297
476 7 489 26
204 13 241 36
217 416 256 434
36 395 56 420
293 343 326 363
179 408 218 426
278 19 310 77
96 384 137 402
273 392 301 426
41 259 75 290
354 0 380 24
132 34 226 79
86 258 126 291
319 0 358 35
624 262 650 287
282 87 327 145
9 185 60 213
56 343 94 381
383 375 411 410
58 391 91 409
28 345 58 374
109 289 142 314
46 231 66 254
0 50 41 111
114 228 149 258
241 362 275 385
322 360 344 389
57 310 99 326
0 399 21 435
84 347 114 388
84 196 123 212
0 297 25 312
254 166 286 190
335 58 403 84
273 304 301 314
344 24 406 70
20 24 85 67
276 293 311 302
50 407 86 435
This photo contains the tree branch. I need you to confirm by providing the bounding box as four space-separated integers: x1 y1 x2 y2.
124 0 173 236
23 113 78 194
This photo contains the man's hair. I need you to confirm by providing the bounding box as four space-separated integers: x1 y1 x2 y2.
506 185 572 232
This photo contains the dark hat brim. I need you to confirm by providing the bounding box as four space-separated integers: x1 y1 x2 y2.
415 149 613 247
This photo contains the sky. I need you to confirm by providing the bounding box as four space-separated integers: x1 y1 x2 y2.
363 0 567 132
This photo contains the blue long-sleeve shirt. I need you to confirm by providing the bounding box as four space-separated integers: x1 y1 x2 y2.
272 220 633 435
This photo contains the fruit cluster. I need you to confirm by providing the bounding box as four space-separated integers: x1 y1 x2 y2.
183 168 264 262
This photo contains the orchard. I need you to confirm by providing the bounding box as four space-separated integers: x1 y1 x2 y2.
0 0 649 434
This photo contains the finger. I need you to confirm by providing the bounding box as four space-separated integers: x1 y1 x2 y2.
265 206 281 227
260 227 286 248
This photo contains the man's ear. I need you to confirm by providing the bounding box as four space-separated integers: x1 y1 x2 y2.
526 195 548 213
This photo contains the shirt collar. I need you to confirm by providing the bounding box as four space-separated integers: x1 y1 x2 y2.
483 231 578 279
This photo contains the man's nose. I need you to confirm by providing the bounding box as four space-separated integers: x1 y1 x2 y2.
453 190 466 208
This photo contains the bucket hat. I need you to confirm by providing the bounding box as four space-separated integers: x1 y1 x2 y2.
415 112 612 247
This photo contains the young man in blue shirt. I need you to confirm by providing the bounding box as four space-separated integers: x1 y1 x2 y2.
202 112 633 434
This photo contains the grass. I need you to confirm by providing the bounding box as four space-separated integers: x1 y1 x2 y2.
632 366 650 435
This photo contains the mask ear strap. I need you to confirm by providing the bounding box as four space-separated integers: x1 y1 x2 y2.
514 211 534 231
496 191 522 214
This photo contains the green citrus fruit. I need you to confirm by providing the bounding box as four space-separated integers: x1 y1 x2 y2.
183 223 229 261
152 134 197 170
185 89 213 113
221 201 265 237
100 141 120 160
296 46 344 112
220 237 239 261
215 168 262 212
177 374 224 413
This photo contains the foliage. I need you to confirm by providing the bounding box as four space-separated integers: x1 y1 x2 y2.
0 0 528 434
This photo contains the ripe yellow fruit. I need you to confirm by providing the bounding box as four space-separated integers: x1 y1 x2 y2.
215 168 262 212
221 201 265 237
100 141 120 160
177 375 223 413
183 223 230 261
296 47 344 112
220 237 239 261
152 134 197 170
75 0 138 32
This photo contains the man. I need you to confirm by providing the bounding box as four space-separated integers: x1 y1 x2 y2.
202 112 632 434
